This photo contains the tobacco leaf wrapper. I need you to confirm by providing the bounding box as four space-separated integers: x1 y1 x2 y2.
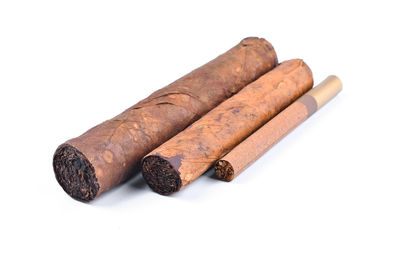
215 75 343 181
53 37 278 201
142 59 313 195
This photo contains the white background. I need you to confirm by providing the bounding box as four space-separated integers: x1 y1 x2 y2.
1 1 399 266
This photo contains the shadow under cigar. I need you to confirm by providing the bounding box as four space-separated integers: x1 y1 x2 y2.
90 165 226 206
171 167 226 201
90 167 152 206
206 165 225 181
128 173 148 190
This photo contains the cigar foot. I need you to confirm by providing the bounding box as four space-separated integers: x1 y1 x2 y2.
53 144 99 201
142 156 181 195
215 160 234 182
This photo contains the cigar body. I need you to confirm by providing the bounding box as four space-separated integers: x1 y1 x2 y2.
53 37 278 201
215 76 342 181
142 59 313 195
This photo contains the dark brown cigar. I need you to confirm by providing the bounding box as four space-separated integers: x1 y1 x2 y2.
142 59 313 195
53 37 278 201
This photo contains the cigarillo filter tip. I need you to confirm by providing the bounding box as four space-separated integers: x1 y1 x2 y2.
307 75 342 109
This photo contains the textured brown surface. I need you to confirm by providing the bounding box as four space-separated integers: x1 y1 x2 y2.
215 101 309 181
53 37 278 201
142 59 313 195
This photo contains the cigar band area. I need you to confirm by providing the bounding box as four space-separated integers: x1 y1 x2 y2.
53 144 99 201
297 94 318 117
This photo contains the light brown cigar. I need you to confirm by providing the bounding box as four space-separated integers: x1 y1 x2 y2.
215 75 342 181
53 37 277 201
142 59 313 195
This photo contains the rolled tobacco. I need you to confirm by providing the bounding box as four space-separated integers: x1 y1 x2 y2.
142 59 314 195
215 75 342 181
53 37 277 201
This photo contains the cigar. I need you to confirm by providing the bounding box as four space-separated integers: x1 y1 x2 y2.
215 75 342 181
141 59 313 195
53 37 277 201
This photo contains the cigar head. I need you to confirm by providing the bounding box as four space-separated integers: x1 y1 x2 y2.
141 155 182 195
53 144 99 202
215 160 235 182
240 37 278 66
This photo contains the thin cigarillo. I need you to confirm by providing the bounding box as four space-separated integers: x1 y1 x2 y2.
214 75 342 181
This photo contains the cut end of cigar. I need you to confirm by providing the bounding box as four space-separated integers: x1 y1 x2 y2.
53 144 99 202
142 155 182 195
215 160 234 182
